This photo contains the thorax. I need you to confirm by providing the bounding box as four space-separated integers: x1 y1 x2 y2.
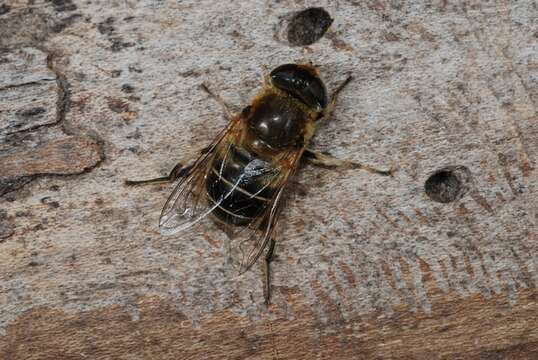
243 91 316 155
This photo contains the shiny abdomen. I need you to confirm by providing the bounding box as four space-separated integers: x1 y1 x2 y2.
206 146 275 226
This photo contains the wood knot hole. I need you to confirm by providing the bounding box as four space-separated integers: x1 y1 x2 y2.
287 7 333 46
424 166 472 203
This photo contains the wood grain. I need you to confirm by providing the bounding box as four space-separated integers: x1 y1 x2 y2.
1 289 537 359
0 1 536 359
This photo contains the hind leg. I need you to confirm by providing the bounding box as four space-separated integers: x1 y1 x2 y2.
264 238 276 305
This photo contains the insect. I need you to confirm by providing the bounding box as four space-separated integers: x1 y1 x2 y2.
126 63 393 303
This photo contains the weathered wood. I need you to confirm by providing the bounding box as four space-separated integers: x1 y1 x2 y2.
0 47 58 136
2 290 538 359
0 1 536 359
0 47 103 196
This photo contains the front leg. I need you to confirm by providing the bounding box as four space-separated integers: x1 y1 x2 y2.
303 149 395 177
319 75 353 121
200 83 235 121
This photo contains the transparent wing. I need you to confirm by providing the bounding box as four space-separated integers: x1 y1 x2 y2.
159 118 240 235
160 112 304 273
226 149 304 274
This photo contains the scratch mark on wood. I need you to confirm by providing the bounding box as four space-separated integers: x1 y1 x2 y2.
375 206 400 229
497 152 519 196
395 257 418 312
309 278 345 324
469 192 495 214
338 261 357 289
413 208 430 225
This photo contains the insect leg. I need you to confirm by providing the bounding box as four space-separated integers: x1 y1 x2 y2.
303 149 395 176
124 143 214 186
124 162 194 186
200 83 234 121
264 237 276 305
322 75 353 119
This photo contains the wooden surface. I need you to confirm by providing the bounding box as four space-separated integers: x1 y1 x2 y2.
1 1 537 359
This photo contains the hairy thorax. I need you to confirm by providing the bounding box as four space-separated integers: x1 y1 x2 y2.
244 91 315 154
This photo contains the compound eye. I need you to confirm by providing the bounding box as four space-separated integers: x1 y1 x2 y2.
270 64 327 111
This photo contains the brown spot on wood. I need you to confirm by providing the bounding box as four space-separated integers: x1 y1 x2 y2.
417 256 434 285
519 158 533 178
71 94 90 112
107 97 130 113
457 203 470 215
469 192 494 214
106 97 136 122
495 191 506 204
326 266 353 314
380 260 399 292
398 257 416 297
375 207 399 229
367 1 386 11
396 210 413 225
383 31 400 42
497 153 519 196
325 31 354 51
202 233 219 248
406 23 436 42
413 208 430 225
338 261 357 288
312 280 345 324
463 253 475 279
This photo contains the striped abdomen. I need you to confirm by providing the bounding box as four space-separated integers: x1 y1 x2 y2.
206 146 276 226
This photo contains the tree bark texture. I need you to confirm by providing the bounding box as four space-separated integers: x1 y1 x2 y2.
0 1 537 359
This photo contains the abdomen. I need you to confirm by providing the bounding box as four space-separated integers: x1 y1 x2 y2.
206 145 275 226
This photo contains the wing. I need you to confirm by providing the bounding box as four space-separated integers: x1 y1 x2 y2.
227 148 304 274
159 113 305 273
159 117 240 235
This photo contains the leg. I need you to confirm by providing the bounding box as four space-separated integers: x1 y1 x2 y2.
304 149 395 176
322 75 353 119
264 238 276 305
200 83 234 120
124 144 212 186
124 162 193 186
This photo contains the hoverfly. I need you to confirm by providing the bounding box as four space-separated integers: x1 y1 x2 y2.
126 63 392 303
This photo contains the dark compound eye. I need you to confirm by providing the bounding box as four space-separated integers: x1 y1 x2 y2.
270 64 327 111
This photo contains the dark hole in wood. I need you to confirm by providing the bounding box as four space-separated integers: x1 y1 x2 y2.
425 166 471 203
287 7 333 46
